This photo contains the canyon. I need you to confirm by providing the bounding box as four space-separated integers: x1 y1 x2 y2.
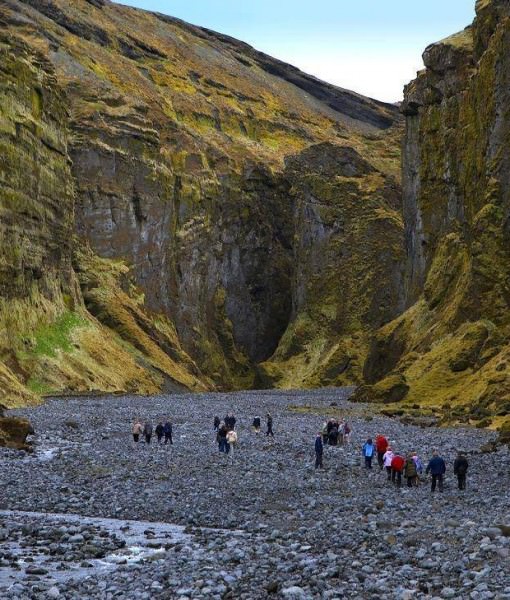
0 0 509 436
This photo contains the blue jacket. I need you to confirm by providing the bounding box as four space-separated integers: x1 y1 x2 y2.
362 443 375 458
426 456 446 475
315 437 323 454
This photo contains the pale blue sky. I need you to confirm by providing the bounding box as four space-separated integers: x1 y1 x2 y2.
113 1 476 102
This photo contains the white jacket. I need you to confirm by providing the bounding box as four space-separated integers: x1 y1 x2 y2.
226 431 238 444
383 450 394 467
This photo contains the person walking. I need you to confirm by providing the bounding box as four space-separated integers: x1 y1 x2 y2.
426 450 446 492
321 422 329 445
213 416 220 431
315 433 324 469
375 434 389 469
404 453 418 487
155 421 164 444
383 447 394 480
266 413 274 437
412 452 424 485
253 416 261 433
453 452 468 490
132 419 143 443
217 422 228 453
226 429 237 462
163 420 173 445
362 438 375 469
329 424 339 446
143 421 153 444
338 420 345 446
343 421 352 445
391 453 405 487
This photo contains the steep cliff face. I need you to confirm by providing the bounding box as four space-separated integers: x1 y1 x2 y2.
0 25 209 407
0 0 403 399
259 138 404 388
0 30 76 406
359 0 510 426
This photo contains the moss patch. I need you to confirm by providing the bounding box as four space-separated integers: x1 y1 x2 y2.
30 312 87 358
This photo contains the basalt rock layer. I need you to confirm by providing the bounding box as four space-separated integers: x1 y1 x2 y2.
357 0 510 428
0 0 403 403
0 25 209 407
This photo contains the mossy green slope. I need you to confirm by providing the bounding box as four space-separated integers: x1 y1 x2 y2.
358 0 510 430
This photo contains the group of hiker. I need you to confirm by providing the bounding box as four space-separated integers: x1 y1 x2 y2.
132 419 173 445
314 429 469 491
321 418 351 446
133 412 470 492
314 417 352 468
358 434 469 491
213 412 274 455
214 414 238 455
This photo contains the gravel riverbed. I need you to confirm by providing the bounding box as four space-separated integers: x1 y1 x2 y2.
1 388 509 599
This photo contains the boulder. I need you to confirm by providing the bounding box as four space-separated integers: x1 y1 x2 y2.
353 374 410 404
0 416 34 451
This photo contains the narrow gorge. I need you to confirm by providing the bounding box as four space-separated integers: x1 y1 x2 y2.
0 0 403 405
2 2 510 598
0 0 509 437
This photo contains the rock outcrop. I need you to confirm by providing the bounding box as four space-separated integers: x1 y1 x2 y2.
0 404 34 450
0 0 403 403
0 23 209 406
259 139 404 388
358 0 510 429
0 414 34 451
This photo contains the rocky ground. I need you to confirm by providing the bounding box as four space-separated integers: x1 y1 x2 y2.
0 388 509 599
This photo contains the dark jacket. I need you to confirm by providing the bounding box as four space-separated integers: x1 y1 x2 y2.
155 423 164 437
225 415 236 430
253 417 261 428
426 456 446 475
404 458 417 478
213 416 220 428
315 437 323 454
453 456 468 475
327 420 337 434
163 422 172 435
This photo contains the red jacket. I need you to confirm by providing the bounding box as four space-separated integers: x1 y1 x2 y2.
375 435 388 453
391 455 405 472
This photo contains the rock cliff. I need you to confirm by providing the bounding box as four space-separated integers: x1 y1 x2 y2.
0 22 209 406
4 0 509 426
0 0 403 404
358 0 510 428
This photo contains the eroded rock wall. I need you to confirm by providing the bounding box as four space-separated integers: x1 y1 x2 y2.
0 30 76 405
259 140 405 388
0 23 209 406
359 0 510 426
0 0 403 394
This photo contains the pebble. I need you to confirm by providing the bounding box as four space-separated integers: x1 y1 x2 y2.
0 389 508 598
